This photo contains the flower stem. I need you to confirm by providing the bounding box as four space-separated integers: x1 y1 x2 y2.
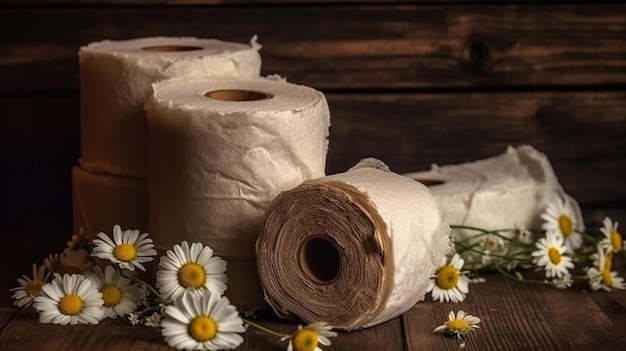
493 265 554 286
243 319 289 338
579 230 599 245
455 241 531 262
120 270 169 305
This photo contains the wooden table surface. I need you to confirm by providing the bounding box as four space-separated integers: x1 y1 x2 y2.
1 2 625 350
2 231 625 351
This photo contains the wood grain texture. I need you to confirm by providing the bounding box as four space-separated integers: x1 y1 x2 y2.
405 258 626 351
406 282 562 350
1 4 625 92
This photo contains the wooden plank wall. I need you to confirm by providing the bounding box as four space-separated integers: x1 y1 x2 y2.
1 1 625 235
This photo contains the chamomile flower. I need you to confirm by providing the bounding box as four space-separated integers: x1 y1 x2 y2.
44 249 94 274
427 253 470 303
65 227 93 253
481 234 504 252
541 198 583 252
515 224 534 244
128 312 140 325
161 290 245 350
84 265 143 319
281 322 338 351
33 273 104 325
10 264 51 308
156 241 227 301
552 274 573 289
479 234 504 266
92 225 156 272
145 311 162 328
531 231 574 279
586 246 626 292
599 217 624 254
433 310 481 339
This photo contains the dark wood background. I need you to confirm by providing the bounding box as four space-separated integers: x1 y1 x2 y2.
1 1 625 350
1 1 625 235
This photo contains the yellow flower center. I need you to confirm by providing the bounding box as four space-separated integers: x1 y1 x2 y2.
101 284 122 307
436 265 460 290
292 328 319 351
26 279 44 297
178 263 206 289
484 237 500 251
611 230 622 251
188 316 217 342
447 318 470 332
602 269 614 286
558 215 573 238
113 243 137 262
59 294 83 316
548 247 561 265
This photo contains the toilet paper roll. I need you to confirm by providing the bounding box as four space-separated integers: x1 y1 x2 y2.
256 160 450 330
404 145 584 265
145 77 330 306
79 36 262 177
72 166 147 238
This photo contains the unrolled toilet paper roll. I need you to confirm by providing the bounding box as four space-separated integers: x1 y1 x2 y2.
145 77 330 306
256 160 450 330
72 166 147 238
79 36 262 177
404 145 584 266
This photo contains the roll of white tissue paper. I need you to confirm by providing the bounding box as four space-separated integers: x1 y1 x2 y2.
257 159 450 330
404 145 584 267
79 36 262 177
145 77 330 306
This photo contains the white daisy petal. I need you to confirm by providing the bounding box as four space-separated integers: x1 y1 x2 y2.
91 225 155 272
586 246 626 291
156 241 228 301
33 273 104 325
161 290 244 350
113 225 123 243
10 264 51 308
283 322 337 351
84 265 142 319
434 310 481 339
540 198 583 253
428 254 469 303
532 231 574 279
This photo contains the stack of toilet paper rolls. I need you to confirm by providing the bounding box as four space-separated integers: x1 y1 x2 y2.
74 37 580 321
73 36 262 237
74 36 336 307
